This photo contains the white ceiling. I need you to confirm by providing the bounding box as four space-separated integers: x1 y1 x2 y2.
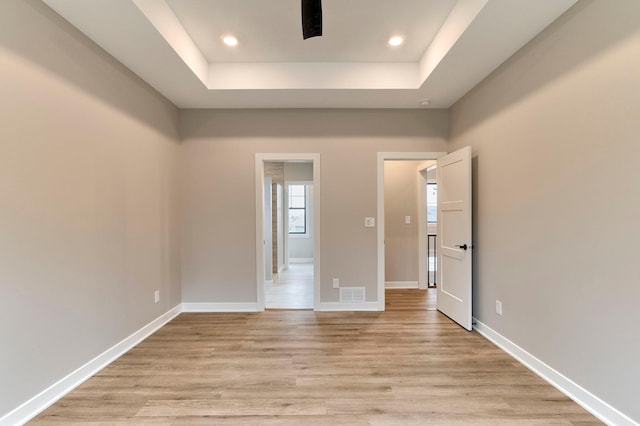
42 0 577 109
165 0 457 63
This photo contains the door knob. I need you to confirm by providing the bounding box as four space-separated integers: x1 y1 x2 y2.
456 244 468 250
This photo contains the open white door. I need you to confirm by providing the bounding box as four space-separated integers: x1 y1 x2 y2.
436 147 472 330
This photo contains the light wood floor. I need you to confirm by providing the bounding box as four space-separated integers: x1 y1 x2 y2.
31 290 600 425
385 288 437 311
266 263 314 309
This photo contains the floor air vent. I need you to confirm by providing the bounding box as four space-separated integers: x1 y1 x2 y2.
340 287 365 303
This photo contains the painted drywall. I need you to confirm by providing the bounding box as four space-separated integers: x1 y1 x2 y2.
449 0 640 421
180 109 448 303
0 0 181 419
286 162 315 261
384 161 423 283
287 184 314 261
284 162 313 182
264 162 284 273
426 167 436 183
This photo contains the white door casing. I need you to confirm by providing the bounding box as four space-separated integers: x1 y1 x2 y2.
276 184 285 273
264 177 273 282
436 146 472 330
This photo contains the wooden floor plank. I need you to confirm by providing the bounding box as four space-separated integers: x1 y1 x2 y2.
29 289 600 425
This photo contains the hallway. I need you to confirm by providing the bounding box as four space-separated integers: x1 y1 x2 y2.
265 263 314 309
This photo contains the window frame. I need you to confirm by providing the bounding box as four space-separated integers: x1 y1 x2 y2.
427 182 437 223
288 183 308 236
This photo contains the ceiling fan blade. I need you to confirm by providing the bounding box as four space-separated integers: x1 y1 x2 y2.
302 0 322 39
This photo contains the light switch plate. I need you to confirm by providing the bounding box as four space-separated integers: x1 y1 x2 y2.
405 216 411 224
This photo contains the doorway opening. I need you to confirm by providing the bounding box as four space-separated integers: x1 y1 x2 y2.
418 163 438 289
378 149 473 329
255 154 320 311
377 152 445 310
266 179 314 309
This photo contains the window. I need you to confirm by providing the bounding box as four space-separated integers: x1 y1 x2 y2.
288 184 306 234
427 183 437 223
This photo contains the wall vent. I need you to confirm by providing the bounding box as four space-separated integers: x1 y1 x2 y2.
340 287 365 303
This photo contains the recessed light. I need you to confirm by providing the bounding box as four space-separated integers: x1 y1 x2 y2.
222 35 238 47
388 35 405 47
419 99 432 106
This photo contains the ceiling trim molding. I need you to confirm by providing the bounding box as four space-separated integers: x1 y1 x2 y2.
42 0 578 108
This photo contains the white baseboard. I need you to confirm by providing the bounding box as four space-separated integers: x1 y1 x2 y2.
385 281 418 289
181 302 261 312
318 302 381 311
0 305 182 426
289 258 313 264
473 318 638 426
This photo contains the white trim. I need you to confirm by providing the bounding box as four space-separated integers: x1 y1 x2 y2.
289 257 314 264
312 161 321 312
283 183 289 271
0 305 181 426
181 303 260 313
255 156 266 311
263 176 274 282
473 318 638 426
385 281 419 289
318 302 381 312
377 152 447 312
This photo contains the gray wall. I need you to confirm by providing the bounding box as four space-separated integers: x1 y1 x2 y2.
0 0 181 419
179 109 449 303
284 162 313 182
287 185 314 260
285 162 314 260
264 162 284 274
5 0 638 422
449 0 640 421
384 161 422 283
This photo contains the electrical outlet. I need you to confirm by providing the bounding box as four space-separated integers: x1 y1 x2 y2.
496 300 502 316
365 217 375 228
333 278 340 289
154 290 160 304
405 215 411 224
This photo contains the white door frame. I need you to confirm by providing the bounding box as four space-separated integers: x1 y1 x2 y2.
255 153 321 311
377 152 446 310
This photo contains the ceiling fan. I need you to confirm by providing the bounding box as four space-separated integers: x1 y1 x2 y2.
302 0 322 39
